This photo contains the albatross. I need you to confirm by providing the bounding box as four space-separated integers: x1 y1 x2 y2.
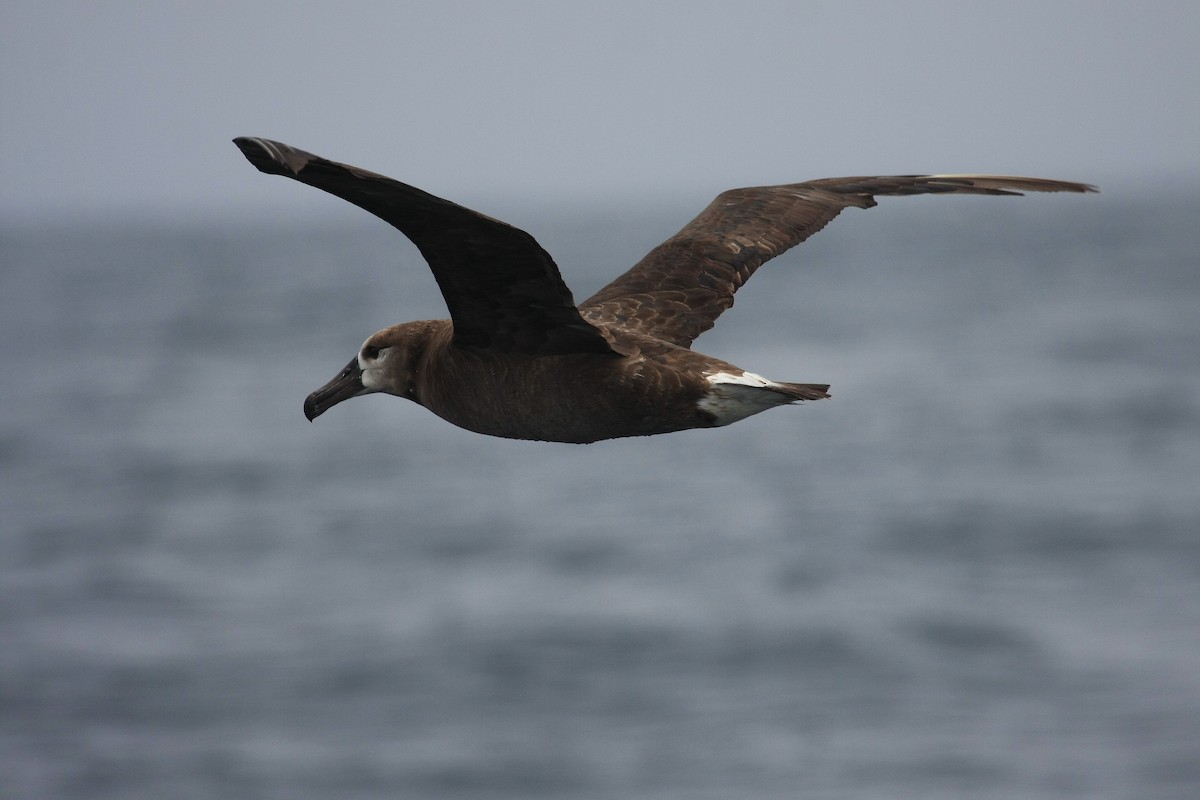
234 137 1095 443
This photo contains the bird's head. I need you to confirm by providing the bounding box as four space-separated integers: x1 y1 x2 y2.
303 322 432 421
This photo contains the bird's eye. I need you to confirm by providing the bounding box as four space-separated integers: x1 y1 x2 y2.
363 345 380 360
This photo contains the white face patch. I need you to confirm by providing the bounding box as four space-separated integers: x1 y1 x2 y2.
358 343 391 392
360 366 384 391
697 370 792 426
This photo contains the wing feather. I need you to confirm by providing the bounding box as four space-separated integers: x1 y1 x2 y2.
581 174 1096 347
234 137 615 356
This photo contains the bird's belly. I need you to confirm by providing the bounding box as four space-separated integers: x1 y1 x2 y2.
420 354 707 443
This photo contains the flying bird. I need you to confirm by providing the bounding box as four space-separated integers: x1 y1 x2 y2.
234 137 1095 443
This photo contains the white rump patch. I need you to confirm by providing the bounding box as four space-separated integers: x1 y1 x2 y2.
697 371 794 426
705 370 775 389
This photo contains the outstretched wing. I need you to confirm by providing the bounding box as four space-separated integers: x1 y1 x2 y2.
581 174 1097 348
234 137 615 356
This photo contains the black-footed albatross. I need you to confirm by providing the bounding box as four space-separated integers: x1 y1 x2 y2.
234 137 1095 444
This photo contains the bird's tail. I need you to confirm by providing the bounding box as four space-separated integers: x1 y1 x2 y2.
776 382 831 402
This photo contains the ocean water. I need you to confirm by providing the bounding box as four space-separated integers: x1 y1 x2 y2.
2 192 1198 799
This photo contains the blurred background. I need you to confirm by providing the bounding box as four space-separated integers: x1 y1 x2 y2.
3 2 1199 798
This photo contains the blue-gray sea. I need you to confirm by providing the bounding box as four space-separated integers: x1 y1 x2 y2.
3 191 1198 799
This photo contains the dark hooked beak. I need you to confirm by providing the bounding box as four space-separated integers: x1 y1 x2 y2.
304 357 366 421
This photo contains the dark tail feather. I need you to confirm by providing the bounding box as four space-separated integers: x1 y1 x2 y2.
778 382 831 401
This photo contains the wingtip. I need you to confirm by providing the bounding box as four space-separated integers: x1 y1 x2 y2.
232 136 269 157
1047 180 1101 194
927 174 1100 196
233 136 308 176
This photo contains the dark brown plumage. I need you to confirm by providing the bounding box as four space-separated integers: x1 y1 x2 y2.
234 137 1096 443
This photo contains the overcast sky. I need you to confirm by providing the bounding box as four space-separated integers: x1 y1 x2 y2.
2 1 1197 224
